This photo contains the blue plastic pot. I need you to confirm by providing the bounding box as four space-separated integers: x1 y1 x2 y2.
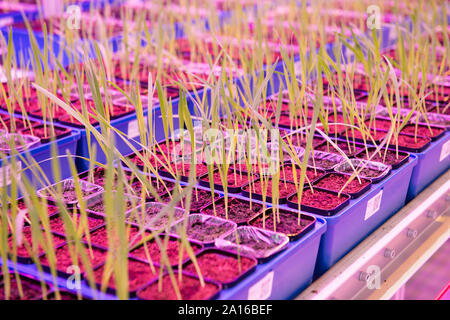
406 131 450 201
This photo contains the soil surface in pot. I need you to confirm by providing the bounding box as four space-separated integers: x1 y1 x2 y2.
341 128 386 142
243 179 297 199
291 188 348 210
0 274 50 300
314 173 370 195
137 273 219 300
307 155 341 170
83 226 150 249
41 182 102 204
47 214 104 235
129 238 202 266
184 252 255 284
279 166 324 183
365 118 395 131
284 134 325 148
316 141 362 157
200 169 251 188
182 218 234 243
93 259 159 292
201 198 263 224
20 125 70 141
355 148 409 167
337 164 385 178
128 204 185 230
163 163 209 178
400 124 444 138
161 189 218 212
154 140 194 156
11 200 59 220
40 244 107 274
128 151 169 168
250 209 311 235
8 227 66 258
390 134 430 150
86 196 140 215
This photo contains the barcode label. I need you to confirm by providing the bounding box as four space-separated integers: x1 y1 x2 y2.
365 190 383 221
127 117 147 139
248 271 274 300
439 139 450 162
0 162 22 187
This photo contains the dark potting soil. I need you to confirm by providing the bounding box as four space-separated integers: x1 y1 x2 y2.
342 128 386 141
93 259 159 292
0 274 50 300
40 244 107 274
279 166 324 183
400 124 444 138
365 118 394 131
165 163 209 178
338 165 384 178
129 238 202 266
231 234 280 253
201 198 263 224
390 134 430 149
162 189 218 212
83 226 150 249
308 156 340 170
129 205 185 230
183 219 234 243
47 291 86 300
200 170 251 188
355 148 408 167
154 140 194 156
20 125 70 141
291 189 348 210
184 252 255 284
316 141 362 156
314 173 370 194
44 182 102 203
128 151 168 168
137 273 219 300
87 196 140 215
244 179 297 198
285 134 325 148
8 227 66 258
11 200 59 219
47 214 104 235
133 178 175 200
250 209 310 235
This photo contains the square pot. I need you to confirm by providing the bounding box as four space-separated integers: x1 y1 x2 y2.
215 226 289 262
334 158 392 183
313 172 372 198
200 197 263 225
287 187 351 216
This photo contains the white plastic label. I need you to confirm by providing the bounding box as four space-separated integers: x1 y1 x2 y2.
294 61 302 77
0 162 22 187
248 271 274 300
365 190 383 221
439 139 450 162
127 117 148 139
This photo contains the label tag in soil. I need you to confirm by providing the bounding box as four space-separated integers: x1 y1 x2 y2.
294 61 302 77
128 117 148 139
439 139 450 162
365 190 383 221
248 271 274 300
0 162 22 187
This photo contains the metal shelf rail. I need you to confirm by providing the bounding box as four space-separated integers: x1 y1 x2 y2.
297 170 450 300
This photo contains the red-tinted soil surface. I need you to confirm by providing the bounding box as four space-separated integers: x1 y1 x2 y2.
201 198 263 224
8 227 66 258
129 238 202 266
390 134 430 150
250 209 312 236
137 273 220 300
83 226 150 249
314 173 370 195
243 179 297 199
184 252 256 284
291 188 348 210
93 259 159 292
47 214 104 235
316 141 362 156
355 148 409 167
200 170 251 188
161 188 218 212
0 274 50 300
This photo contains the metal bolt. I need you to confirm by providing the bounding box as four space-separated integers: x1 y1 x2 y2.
359 271 370 282
384 248 396 259
426 209 437 219
407 228 417 239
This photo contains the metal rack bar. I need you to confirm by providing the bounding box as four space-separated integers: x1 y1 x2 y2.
296 170 450 300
